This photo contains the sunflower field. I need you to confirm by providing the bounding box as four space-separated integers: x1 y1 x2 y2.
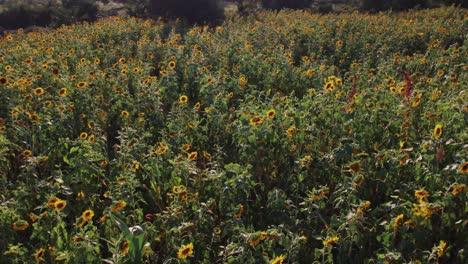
0 6 467 264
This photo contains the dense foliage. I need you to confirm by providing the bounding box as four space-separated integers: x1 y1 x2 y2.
0 6 467 263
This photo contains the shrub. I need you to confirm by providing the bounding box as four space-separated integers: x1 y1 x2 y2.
261 0 313 10
149 0 224 24
359 0 429 12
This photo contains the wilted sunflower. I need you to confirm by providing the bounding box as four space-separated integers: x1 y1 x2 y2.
433 124 443 139
458 161 468 174
177 242 194 259
121 240 130 255
451 184 466 196
12 219 29 231
111 201 127 212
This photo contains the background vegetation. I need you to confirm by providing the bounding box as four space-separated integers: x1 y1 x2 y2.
1 5 466 263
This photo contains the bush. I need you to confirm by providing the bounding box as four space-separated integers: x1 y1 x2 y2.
0 0 98 30
261 0 313 10
149 0 224 24
359 0 429 12
0 4 51 29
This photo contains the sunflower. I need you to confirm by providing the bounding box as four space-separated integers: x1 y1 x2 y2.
34 247 46 261
154 142 169 155
451 184 466 196
12 219 29 231
118 57 126 63
34 87 45 96
76 82 88 89
52 68 59 75
187 151 198 161
393 214 404 232
23 150 32 157
194 102 201 111
270 255 285 264
415 189 429 200
349 161 361 173
54 199 67 211
177 242 194 259
286 126 296 138
249 117 264 125
29 213 38 222
80 132 88 140
81 209 94 224
111 201 127 212
179 95 188 104
47 197 59 207
77 191 85 200
0 77 8 85
121 110 129 117
214 227 221 235
202 151 211 160
58 88 67 97
168 61 176 70
266 109 276 119
182 144 192 152
88 134 95 143
121 240 130 255
458 162 468 174
324 81 335 92
433 124 443 139
438 240 447 258
336 40 343 47
323 236 339 247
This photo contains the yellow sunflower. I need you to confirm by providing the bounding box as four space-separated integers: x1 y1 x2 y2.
187 151 198 161
266 109 276 119
54 199 67 211
433 124 442 139
177 242 194 259
249 117 264 126
34 87 45 96
270 255 285 264
179 95 188 104
34 247 46 261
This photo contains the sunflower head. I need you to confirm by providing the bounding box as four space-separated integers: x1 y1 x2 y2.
177 242 194 259
433 124 443 139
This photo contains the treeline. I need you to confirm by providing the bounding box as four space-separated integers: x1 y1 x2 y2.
0 0 466 31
